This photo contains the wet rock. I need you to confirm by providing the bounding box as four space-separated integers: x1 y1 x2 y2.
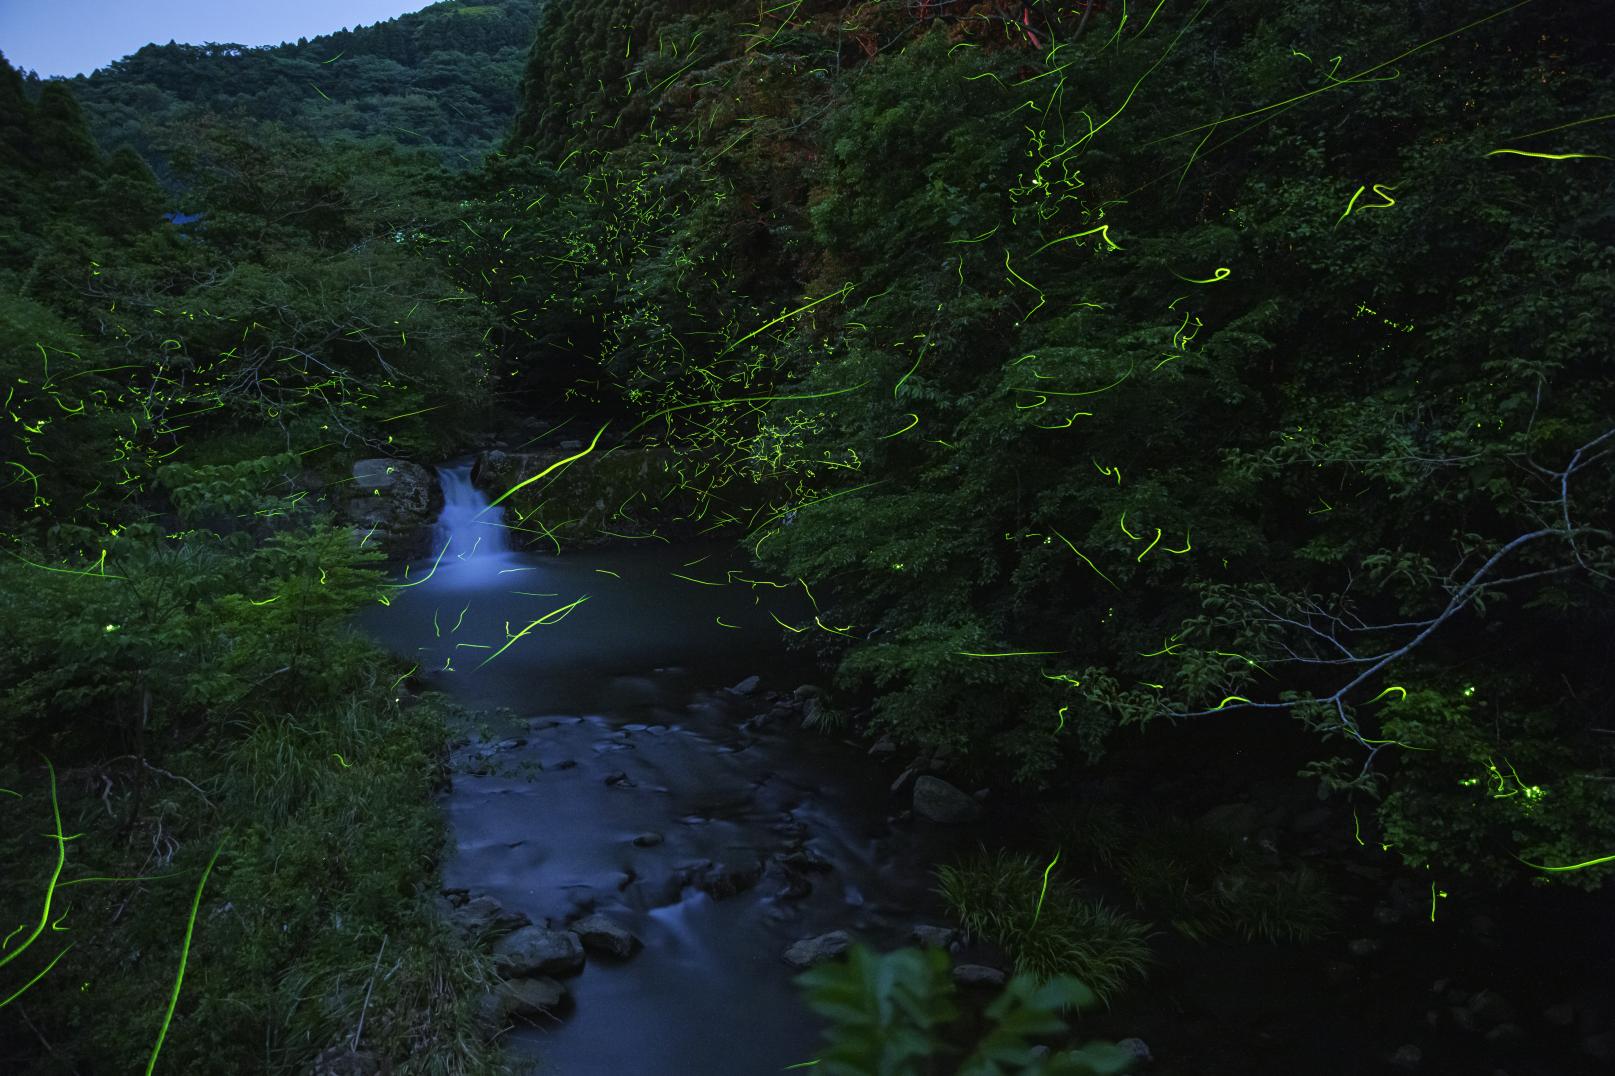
1388 1044 1423 1070
342 458 441 559
632 832 664 848
690 857 765 900
911 925 958 949
1484 1023 1524 1045
480 976 570 1026
441 887 470 907
729 675 762 695
549 759 578 770
1198 801 1268 839
494 737 527 752
912 776 982 824
783 930 851 968
1347 938 1380 958
1544 1002 1576 1026
311 1045 382 1076
793 684 822 699
779 848 834 873
890 760 923 796
447 896 530 940
868 736 898 759
604 770 632 787
1467 989 1515 1027
1290 806 1333 835
1583 1031 1615 1061
953 964 1007 987
1116 1038 1153 1064
491 927 585 978
571 914 640 958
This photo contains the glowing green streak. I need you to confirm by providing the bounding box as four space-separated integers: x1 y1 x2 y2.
957 650 1062 658
718 285 851 357
894 341 930 397
716 617 740 629
383 537 450 590
1211 695 1252 711
1018 364 1134 398
486 424 608 511
5 549 125 580
0 942 72 1008
1144 1 1532 152
594 569 620 578
1055 705 1068 733
389 665 417 695
1162 528 1191 554
1030 226 1120 256
0 759 67 976
1119 512 1140 540
1367 685 1406 704
145 841 223 1075
332 753 350 768
770 611 807 634
670 572 724 586
1352 807 1364 846
1136 527 1162 562
626 384 869 439
1485 148 1609 160
1003 252 1045 319
879 413 919 439
1515 851 1615 872
477 596 591 669
432 608 441 639
451 603 470 634
947 226 999 244
1031 850 1061 928
1050 528 1121 591
1336 185 1366 226
1172 267 1230 284
311 84 331 101
1502 111 1615 142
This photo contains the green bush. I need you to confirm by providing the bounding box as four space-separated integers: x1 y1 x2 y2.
936 849 1151 1004
795 943 1140 1076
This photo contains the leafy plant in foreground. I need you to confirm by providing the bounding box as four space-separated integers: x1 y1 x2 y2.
795 944 1139 1076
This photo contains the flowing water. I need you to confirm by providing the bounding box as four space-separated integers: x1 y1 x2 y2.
358 462 971 1074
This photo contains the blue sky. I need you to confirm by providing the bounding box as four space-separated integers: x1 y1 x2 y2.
0 1 432 78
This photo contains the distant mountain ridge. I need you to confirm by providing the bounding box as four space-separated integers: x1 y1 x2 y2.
37 0 543 173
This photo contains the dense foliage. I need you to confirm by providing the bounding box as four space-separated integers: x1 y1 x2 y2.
15 0 540 176
795 944 1140 1075
5 0 1614 1069
0 37 508 1073
475 0 1615 897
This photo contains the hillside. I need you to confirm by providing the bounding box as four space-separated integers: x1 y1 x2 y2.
41 0 542 174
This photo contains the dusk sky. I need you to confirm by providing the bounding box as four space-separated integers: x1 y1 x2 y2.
0 1 432 78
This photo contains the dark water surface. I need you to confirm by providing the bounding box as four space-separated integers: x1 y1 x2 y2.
357 464 964 1074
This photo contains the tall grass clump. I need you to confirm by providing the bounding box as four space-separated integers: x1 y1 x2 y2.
935 848 1152 1004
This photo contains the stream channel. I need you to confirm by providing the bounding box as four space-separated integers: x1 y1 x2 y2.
357 462 975 1073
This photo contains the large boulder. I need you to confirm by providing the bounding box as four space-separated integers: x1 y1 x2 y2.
783 930 852 968
913 776 982 824
491 926 585 978
446 895 531 941
471 446 671 549
571 913 640 959
342 458 440 559
478 976 570 1028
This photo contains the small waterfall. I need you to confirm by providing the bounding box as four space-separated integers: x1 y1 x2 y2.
429 463 515 578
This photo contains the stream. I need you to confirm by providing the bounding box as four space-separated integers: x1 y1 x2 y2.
357 463 972 1074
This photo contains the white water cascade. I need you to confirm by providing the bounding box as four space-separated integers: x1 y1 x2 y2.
426 462 516 584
